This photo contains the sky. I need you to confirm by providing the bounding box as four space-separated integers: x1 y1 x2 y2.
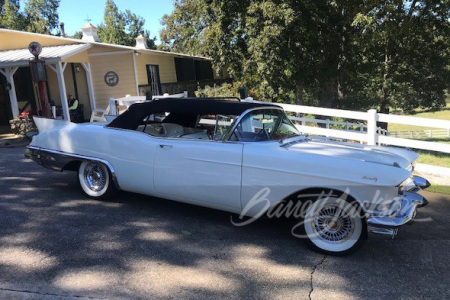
57 0 175 42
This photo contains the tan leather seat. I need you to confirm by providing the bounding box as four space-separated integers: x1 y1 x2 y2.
161 123 184 137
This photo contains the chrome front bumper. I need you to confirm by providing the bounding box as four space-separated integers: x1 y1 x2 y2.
367 176 430 237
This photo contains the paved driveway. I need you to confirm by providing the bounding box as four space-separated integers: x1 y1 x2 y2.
0 146 449 299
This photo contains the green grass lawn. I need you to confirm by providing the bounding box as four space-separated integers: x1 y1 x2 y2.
388 103 450 132
415 149 450 168
426 184 450 195
387 103 450 168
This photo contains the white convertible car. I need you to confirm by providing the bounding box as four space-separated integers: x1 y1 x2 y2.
26 98 430 254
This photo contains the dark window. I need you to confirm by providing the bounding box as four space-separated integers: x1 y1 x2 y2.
195 60 214 81
175 57 214 82
146 65 162 96
174 57 195 82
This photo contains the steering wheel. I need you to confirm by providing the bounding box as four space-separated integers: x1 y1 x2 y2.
254 128 270 141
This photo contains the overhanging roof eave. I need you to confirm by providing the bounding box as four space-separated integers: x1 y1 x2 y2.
0 57 61 69
0 44 91 69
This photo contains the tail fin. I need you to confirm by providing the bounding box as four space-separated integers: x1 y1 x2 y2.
33 117 70 133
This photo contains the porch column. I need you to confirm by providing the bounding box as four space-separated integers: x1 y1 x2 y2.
81 62 96 110
49 62 70 121
0 67 19 119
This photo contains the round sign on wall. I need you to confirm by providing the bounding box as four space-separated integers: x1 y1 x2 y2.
104 71 119 87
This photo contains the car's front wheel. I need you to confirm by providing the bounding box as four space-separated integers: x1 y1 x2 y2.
78 161 118 200
302 197 367 255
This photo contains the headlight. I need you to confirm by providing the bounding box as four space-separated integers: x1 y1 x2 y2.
372 197 402 217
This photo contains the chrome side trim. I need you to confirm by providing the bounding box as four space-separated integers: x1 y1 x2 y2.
26 146 121 190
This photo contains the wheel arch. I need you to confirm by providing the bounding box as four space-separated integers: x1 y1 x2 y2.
72 158 120 190
62 160 82 171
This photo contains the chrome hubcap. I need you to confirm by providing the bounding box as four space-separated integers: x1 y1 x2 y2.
84 163 107 192
313 204 355 243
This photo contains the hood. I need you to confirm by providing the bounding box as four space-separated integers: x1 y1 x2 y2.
286 138 418 170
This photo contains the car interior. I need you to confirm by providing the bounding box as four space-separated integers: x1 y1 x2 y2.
135 109 299 142
136 112 237 141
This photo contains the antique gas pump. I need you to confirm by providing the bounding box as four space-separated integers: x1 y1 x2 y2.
28 42 51 118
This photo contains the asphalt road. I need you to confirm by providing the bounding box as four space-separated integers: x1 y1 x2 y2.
0 146 449 300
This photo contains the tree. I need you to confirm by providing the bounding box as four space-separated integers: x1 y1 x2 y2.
97 0 127 45
0 0 59 34
352 0 450 113
159 0 208 55
0 0 25 30
160 0 449 112
123 10 156 48
202 0 367 107
24 0 60 34
97 0 156 49
72 31 83 39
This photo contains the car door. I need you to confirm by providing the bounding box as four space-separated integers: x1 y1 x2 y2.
153 138 243 212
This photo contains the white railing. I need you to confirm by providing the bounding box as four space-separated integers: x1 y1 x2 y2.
292 117 390 136
390 129 450 139
244 98 450 154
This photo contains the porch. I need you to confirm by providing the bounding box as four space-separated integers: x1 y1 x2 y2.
0 44 96 124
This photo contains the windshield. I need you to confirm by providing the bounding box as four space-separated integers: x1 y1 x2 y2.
230 108 300 142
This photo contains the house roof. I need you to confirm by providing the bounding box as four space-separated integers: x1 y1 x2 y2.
0 28 211 60
0 43 92 68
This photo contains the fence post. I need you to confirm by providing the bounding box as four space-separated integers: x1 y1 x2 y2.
326 119 330 129
367 109 378 145
359 124 364 144
183 91 188 98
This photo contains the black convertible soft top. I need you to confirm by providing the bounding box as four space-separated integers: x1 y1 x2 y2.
107 98 280 130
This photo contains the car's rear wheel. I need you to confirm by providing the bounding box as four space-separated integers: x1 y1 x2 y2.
302 197 366 255
78 161 118 200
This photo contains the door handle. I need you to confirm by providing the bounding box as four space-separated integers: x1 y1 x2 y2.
159 144 173 148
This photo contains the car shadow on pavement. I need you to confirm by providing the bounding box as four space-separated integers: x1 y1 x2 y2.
0 147 449 299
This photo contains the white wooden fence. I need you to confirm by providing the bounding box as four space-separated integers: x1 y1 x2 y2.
390 129 450 139
292 117 390 136
245 98 450 154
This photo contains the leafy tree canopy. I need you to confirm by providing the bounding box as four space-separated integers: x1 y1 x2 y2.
97 0 157 49
0 0 59 34
160 0 450 112
0 0 156 49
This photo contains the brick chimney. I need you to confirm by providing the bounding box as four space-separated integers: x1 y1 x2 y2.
81 23 101 43
135 34 148 49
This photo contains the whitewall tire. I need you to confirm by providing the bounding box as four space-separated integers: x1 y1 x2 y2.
302 197 366 255
78 161 118 200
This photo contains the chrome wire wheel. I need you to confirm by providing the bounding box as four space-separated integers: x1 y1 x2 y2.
303 197 364 254
83 163 108 192
313 205 355 244
78 161 112 198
